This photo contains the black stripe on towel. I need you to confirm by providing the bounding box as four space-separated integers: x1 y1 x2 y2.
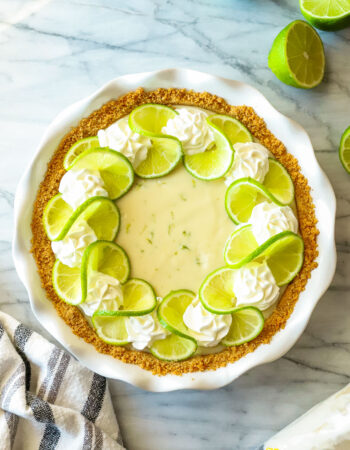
13 324 33 392
81 373 106 423
28 393 61 449
47 352 70 404
0 323 4 339
5 412 19 448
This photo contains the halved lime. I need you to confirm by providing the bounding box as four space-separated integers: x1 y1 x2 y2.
263 159 294 204
183 121 233 180
63 136 100 170
52 260 83 305
199 267 237 314
92 315 129 345
268 20 325 89
339 126 350 174
69 148 134 199
129 103 178 137
300 0 350 31
94 278 156 316
224 225 259 267
134 135 182 178
221 307 264 346
208 114 252 146
81 241 130 301
150 333 197 361
157 290 197 342
43 196 120 242
225 178 288 224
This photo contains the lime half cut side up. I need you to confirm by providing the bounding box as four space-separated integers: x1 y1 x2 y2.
92 315 129 345
268 20 325 89
208 114 253 146
63 136 100 170
221 307 264 346
150 333 197 361
339 126 350 174
157 290 197 342
300 0 350 31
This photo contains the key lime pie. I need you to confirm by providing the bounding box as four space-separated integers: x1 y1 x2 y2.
31 88 318 375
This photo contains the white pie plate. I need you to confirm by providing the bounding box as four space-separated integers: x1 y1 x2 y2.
13 68 336 392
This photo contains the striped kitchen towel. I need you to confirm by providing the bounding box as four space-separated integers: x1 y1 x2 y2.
0 311 125 450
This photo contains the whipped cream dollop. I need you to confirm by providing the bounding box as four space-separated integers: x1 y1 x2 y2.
225 142 270 186
183 297 231 347
51 221 97 267
126 309 169 350
80 271 124 317
264 383 350 450
249 201 298 245
98 116 152 168
234 262 280 311
59 168 108 210
162 107 214 155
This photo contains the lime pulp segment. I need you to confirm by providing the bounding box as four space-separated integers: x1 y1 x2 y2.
150 333 197 361
339 126 350 173
221 307 264 346
300 0 350 31
63 136 100 170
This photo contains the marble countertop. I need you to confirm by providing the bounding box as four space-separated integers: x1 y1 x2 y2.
1 0 349 448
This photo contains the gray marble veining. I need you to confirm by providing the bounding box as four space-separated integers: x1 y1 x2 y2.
0 0 349 448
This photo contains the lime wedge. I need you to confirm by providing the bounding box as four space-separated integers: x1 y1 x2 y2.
69 148 134 199
199 267 237 314
129 103 178 136
43 196 120 242
225 178 291 224
150 333 197 361
52 260 83 305
134 135 182 178
92 315 129 345
300 0 350 31
224 225 304 285
63 136 100 170
183 121 233 180
268 20 325 89
208 114 252 145
157 290 197 342
94 278 157 316
221 307 264 346
339 126 350 174
263 158 294 204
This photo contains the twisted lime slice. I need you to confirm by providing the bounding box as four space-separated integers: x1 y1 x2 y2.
183 120 233 180
92 315 129 345
300 0 350 31
268 20 325 89
157 290 197 342
221 307 264 346
150 333 197 361
208 114 252 145
69 148 134 199
52 260 83 305
94 278 157 316
224 226 304 285
129 103 178 136
43 195 120 242
63 136 100 170
225 170 293 225
199 267 237 314
339 126 350 174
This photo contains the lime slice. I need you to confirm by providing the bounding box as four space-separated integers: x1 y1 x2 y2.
221 307 264 346
43 196 120 242
63 136 100 170
225 178 289 225
81 241 130 300
69 148 134 199
199 267 237 314
224 225 304 284
150 333 197 361
263 158 294 204
94 278 157 316
300 0 350 31
268 20 325 89
339 126 350 174
52 260 82 305
157 290 197 342
208 114 252 145
129 103 178 137
134 135 182 178
183 121 233 180
92 315 129 345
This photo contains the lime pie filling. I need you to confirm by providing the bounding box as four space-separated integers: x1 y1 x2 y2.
42 102 304 360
